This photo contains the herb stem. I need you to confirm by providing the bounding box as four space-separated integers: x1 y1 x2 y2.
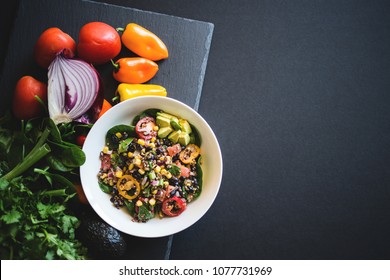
1 128 51 181
41 189 68 197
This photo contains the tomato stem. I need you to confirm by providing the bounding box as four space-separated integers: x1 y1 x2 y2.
34 95 48 115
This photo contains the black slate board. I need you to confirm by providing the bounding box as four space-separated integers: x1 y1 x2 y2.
0 0 214 113
0 0 213 260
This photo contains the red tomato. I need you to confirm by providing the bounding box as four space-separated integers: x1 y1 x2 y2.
74 183 89 205
77 22 121 65
76 135 87 146
12 76 48 120
135 117 157 140
34 27 76 68
162 197 187 217
167 143 181 157
180 165 190 178
100 153 111 171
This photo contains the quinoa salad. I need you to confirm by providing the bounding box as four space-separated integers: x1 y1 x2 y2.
97 109 202 222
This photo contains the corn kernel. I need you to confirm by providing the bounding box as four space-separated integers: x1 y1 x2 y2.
152 189 158 195
154 166 161 173
115 132 122 138
137 139 145 146
100 173 108 179
151 137 156 143
149 198 156 206
102 146 109 154
138 168 145 175
134 158 142 166
127 152 133 158
166 172 172 179
159 156 165 161
163 181 169 186
115 171 123 178
148 142 156 148
136 200 143 207
153 125 159 131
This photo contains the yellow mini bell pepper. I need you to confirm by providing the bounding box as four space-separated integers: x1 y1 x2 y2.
113 83 167 103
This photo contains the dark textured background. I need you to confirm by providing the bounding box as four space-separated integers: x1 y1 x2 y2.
1 0 390 259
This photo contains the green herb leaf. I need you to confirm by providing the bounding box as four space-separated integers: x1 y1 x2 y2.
106 125 135 149
194 156 203 199
98 181 112 194
137 204 154 222
168 164 181 177
118 137 134 154
1 208 22 224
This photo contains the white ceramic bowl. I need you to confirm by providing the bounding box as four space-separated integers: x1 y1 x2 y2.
80 96 223 238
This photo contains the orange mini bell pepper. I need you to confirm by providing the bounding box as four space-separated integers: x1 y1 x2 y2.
117 23 169 61
112 57 159 84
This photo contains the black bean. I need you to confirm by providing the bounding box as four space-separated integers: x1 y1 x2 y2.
128 143 136 152
172 154 179 161
169 177 179 186
132 170 143 180
170 188 178 197
111 135 120 145
145 152 155 160
163 138 172 146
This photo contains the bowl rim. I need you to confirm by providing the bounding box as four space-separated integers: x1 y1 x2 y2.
80 96 223 238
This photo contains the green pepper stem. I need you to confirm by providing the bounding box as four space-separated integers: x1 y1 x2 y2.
111 59 120 73
116 27 124 33
112 95 120 103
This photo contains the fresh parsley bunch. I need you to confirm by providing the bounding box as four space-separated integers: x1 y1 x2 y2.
0 113 88 259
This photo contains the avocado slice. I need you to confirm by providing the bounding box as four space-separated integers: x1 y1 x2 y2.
170 119 181 131
168 130 181 143
179 119 192 134
156 115 171 128
157 112 178 120
178 131 191 146
158 126 173 138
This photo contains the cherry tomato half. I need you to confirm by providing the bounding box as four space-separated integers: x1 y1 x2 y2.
34 27 76 68
135 116 157 140
77 22 121 65
12 76 47 120
162 197 187 217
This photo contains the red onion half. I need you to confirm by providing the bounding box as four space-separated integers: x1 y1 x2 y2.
48 51 103 124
